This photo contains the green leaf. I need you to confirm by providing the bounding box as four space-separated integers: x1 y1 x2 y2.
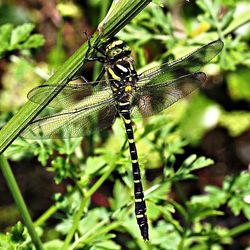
223 5 250 36
57 138 82 155
0 23 44 58
44 240 64 250
174 155 214 181
10 222 26 243
227 172 250 219
147 182 171 203
227 68 250 101
243 204 250 220
182 154 197 168
140 115 173 138
91 240 121 250
191 186 228 208
78 208 109 235
228 197 244 216
179 94 217 144
112 118 126 147
84 156 106 176
150 221 181 248
0 24 13 55
20 34 45 49
221 9 235 30
189 156 214 171
10 23 34 47
220 111 250 137
110 180 130 211
187 203 224 221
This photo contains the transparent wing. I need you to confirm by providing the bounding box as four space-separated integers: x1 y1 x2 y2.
27 79 113 110
23 80 117 139
21 98 117 139
138 40 223 86
131 72 206 118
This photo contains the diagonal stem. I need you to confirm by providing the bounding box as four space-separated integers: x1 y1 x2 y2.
0 155 43 250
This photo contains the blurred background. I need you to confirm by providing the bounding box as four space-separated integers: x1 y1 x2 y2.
0 0 249 249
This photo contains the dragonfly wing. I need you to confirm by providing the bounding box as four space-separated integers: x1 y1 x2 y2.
21 98 117 139
131 72 206 118
138 40 223 85
27 80 113 110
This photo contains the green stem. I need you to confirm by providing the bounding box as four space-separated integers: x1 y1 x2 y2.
34 205 57 227
97 0 152 41
223 12 250 36
227 221 250 238
62 161 117 250
203 0 223 39
0 155 43 250
84 221 120 243
69 169 85 197
34 184 85 227
69 220 120 250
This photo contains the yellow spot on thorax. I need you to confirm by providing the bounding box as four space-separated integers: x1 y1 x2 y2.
125 85 132 92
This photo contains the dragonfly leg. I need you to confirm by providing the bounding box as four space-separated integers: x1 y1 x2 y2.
69 71 89 82
72 68 105 86
95 68 105 81
79 75 89 83
83 31 107 63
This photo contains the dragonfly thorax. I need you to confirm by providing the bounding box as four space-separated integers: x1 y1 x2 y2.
103 39 139 93
107 57 139 100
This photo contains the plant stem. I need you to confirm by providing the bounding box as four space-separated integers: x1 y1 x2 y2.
62 161 117 250
227 221 250 238
69 219 120 250
34 184 85 227
34 205 57 227
0 155 43 250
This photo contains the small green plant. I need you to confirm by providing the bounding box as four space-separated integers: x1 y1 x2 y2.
0 23 44 58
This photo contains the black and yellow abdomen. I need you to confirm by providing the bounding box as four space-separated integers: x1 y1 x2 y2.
117 101 149 240
105 43 149 240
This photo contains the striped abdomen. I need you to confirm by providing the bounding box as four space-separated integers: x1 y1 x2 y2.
118 101 149 240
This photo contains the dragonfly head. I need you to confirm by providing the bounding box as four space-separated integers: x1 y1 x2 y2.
105 38 131 60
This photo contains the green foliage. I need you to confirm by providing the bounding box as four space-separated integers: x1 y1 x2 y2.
5 111 250 249
220 111 250 137
0 57 45 112
0 221 34 250
119 0 250 142
227 68 250 101
0 0 249 249
0 23 44 58
192 171 250 219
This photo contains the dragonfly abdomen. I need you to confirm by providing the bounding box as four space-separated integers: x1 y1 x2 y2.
118 101 149 240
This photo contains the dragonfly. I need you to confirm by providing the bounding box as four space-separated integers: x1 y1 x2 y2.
22 38 224 240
